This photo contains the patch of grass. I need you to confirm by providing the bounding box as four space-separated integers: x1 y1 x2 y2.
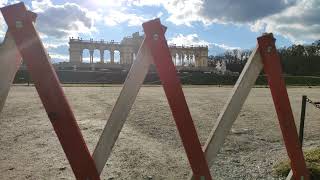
273 147 320 179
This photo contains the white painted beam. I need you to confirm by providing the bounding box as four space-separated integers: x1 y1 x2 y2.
286 170 293 180
189 46 263 179
0 32 22 114
92 40 153 174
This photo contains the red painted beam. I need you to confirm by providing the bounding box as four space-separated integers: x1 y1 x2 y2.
143 19 212 180
257 34 309 180
1 3 100 180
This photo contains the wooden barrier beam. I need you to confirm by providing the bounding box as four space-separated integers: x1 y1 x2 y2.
143 19 212 179
257 33 309 180
0 32 22 114
188 46 263 179
93 40 153 174
0 11 36 114
1 3 100 179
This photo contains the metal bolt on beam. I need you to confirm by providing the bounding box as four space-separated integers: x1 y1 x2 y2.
15 21 23 28
267 46 273 53
153 33 159 40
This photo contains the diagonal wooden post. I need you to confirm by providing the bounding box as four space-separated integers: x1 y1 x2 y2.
93 19 212 179
1 3 100 180
189 33 309 180
93 40 153 174
188 46 263 179
143 19 212 179
0 11 36 114
0 32 22 113
257 33 309 180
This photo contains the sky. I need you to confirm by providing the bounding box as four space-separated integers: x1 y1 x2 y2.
0 0 320 63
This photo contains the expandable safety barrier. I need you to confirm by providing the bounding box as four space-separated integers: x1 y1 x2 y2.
0 2 310 180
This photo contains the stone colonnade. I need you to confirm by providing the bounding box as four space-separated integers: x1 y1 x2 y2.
170 46 208 67
69 33 208 67
69 38 135 64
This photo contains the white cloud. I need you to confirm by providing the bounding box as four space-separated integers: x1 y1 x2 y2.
49 53 69 63
164 0 208 26
168 33 239 51
43 42 67 49
156 11 163 18
0 18 5 41
199 0 296 24
31 0 99 39
0 0 8 40
133 0 319 43
49 53 68 60
31 0 52 12
133 0 295 26
104 10 147 27
131 0 164 7
0 0 7 6
160 0 297 26
211 43 240 51
102 0 207 26
252 0 320 43
168 33 209 46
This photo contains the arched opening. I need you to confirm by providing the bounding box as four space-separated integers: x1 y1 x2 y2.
175 54 180 66
133 52 137 61
92 49 100 63
104 49 111 63
114 50 120 64
171 54 177 66
82 49 90 63
180 54 186 66
190 54 195 66
183 54 188 66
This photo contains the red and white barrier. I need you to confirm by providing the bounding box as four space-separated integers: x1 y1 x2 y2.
0 2 310 180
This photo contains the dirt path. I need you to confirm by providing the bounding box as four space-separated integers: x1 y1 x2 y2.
0 86 319 179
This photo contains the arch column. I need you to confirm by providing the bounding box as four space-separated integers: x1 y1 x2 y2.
80 49 83 63
191 53 195 65
89 49 94 63
195 53 199 67
100 49 104 63
180 53 184 66
120 52 124 64
110 50 114 64
119 47 134 64
171 52 176 66
129 50 134 64
69 47 82 63
186 54 190 66
175 54 177 66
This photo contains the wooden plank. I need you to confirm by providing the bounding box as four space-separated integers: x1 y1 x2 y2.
143 19 212 180
286 170 293 180
0 32 22 113
93 40 152 174
257 33 309 180
286 95 307 180
1 3 100 180
0 11 35 114
188 46 263 179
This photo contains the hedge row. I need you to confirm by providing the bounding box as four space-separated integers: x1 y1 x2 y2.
13 70 320 86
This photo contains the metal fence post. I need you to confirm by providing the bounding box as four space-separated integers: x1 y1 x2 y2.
299 95 307 146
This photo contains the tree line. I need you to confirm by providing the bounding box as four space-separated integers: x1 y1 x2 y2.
208 40 320 76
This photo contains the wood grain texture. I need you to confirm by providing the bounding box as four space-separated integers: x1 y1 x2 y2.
93 40 152 174
0 32 22 114
143 19 212 180
189 46 263 179
258 34 309 180
1 3 100 179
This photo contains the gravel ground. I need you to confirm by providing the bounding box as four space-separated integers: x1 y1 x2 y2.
0 85 319 180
